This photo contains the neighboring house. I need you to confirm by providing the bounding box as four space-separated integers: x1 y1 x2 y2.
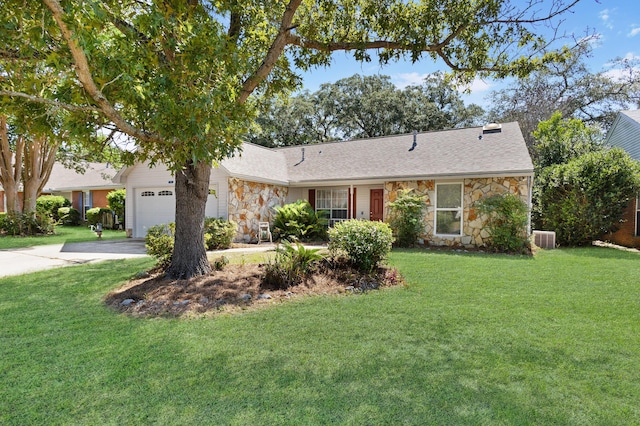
114 122 534 247
0 162 122 219
604 109 640 248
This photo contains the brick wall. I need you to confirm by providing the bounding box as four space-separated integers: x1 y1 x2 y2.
603 199 640 248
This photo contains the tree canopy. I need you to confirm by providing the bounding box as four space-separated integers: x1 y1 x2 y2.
0 0 583 278
248 73 485 147
488 42 640 150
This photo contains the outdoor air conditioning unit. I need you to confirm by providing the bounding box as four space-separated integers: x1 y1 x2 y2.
533 230 556 249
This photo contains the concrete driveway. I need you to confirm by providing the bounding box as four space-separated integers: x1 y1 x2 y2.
0 239 149 278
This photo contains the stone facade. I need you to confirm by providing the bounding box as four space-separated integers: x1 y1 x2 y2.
228 178 288 243
384 176 530 248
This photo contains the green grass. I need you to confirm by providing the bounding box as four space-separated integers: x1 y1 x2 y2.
0 225 127 250
1 247 639 424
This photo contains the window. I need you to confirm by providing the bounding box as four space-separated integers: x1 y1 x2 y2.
316 189 348 226
435 183 462 235
141 191 155 197
158 190 173 196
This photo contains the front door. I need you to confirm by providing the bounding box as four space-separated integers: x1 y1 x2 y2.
370 189 384 221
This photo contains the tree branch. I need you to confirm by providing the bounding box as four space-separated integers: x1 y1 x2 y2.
0 90 98 113
238 0 302 104
42 0 163 146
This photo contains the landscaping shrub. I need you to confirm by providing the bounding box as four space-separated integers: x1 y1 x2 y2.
57 207 82 226
86 207 114 227
263 241 324 289
534 148 640 245
475 193 529 253
203 217 236 250
328 219 393 272
107 189 126 226
36 195 70 221
145 223 175 268
387 188 426 247
272 200 328 241
0 211 55 236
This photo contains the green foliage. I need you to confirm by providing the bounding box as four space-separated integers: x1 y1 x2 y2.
328 220 394 272
57 207 81 226
263 241 324 289
475 193 529 253
272 200 328 242
534 148 640 246
0 211 55 236
203 217 236 250
532 111 603 170
248 73 485 146
145 223 175 269
36 195 70 221
106 189 126 222
387 189 426 247
85 207 113 226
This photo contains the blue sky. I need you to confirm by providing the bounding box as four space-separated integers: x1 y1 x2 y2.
298 0 640 108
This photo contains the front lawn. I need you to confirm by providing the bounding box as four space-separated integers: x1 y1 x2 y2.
0 225 127 250
1 248 638 424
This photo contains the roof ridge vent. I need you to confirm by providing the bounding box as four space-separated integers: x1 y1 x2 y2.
482 123 502 134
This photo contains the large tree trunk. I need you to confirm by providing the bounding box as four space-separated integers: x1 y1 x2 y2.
22 135 58 213
166 159 212 279
0 115 23 214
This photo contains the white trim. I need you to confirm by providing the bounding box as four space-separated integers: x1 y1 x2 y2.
434 182 464 237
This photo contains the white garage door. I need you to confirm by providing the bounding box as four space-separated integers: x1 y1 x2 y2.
135 185 219 237
135 188 175 237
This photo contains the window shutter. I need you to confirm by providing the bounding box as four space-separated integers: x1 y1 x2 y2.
308 189 316 210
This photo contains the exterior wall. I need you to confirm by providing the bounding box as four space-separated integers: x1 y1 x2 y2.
385 176 530 248
90 189 112 208
603 199 640 248
0 190 4 212
228 178 288 242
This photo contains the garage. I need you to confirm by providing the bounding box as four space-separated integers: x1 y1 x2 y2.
134 185 219 237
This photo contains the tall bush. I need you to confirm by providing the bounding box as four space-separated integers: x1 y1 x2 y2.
328 219 393 272
475 193 529 253
534 148 640 246
36 195 71 221
272 200 328 241
387 188 426 247
107 189 126 225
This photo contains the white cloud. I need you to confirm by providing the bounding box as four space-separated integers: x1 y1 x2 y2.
392 72 431 88
628 27 640 37
599 9 613 29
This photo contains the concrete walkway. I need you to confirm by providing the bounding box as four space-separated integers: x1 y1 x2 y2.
0 239 149 278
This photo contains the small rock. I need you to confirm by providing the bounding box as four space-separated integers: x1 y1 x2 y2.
240 294 252 301
258 293 272 300
134 271 150 279
199 297 209 304
345 286 355 292
285 292 294 298
120 298 135 306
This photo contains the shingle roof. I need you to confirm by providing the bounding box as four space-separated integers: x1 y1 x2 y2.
41 162 121 191
220 143 289 184
276 121 532 184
